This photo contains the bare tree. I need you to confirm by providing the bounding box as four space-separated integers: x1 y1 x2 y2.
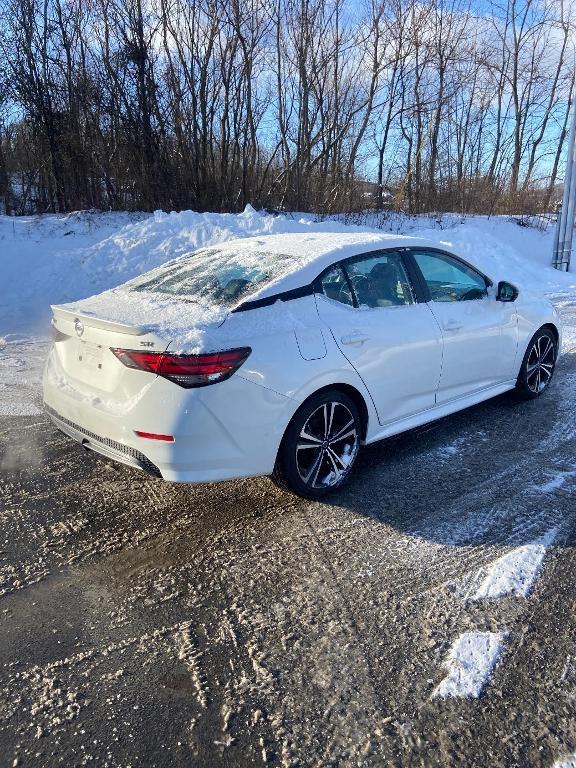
0 0 573 215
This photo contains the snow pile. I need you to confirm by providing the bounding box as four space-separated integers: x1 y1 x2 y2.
433 631 507 698
471 528 557 600
2 205 576 336
72 205 388 295
0 210 144 336
67 209 576 300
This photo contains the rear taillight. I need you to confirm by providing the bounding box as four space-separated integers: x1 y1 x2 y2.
111 347 251 388
134 431 175 442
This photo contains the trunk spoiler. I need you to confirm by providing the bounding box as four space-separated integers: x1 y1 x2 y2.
51 305 147 336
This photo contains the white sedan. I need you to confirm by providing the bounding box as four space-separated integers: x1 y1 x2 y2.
43 233 560 498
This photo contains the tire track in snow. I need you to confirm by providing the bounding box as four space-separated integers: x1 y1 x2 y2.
405 404 576 593
423 384 576 746
530 465 576 495
176 621 209 709
303 378 575 709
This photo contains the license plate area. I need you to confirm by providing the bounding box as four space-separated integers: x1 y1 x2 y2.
78 340 104 369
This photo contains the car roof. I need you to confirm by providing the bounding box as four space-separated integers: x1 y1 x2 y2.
202 231 449 301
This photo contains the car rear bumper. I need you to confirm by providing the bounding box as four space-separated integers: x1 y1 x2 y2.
43 347 296 483
45 405 162 477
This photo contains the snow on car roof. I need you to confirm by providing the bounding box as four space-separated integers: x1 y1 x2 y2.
199 231 432 301
59 231 442 352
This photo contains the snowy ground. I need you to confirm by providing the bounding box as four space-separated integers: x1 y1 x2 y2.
1 210 576 766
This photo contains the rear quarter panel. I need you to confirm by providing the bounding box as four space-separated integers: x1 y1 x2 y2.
217 296 380 438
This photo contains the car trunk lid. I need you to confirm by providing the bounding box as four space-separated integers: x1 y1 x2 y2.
50 304 172 394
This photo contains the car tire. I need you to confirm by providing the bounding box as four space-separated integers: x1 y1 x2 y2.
272 390 362 499
515 327 557 400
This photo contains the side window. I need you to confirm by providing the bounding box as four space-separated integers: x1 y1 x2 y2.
320 266 354 306
345 252 415 308
412 250 488 302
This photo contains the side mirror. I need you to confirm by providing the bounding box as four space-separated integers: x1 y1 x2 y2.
496 281 519 302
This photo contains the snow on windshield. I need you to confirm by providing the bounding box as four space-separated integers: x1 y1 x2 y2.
128 247 296 307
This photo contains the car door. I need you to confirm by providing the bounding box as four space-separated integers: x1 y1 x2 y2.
408 248 519 404
314 250 443 426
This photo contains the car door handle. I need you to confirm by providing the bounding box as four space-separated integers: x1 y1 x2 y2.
341 331 370 345
442 319 463 331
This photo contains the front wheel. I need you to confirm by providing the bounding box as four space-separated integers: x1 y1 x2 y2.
273 390 361 499
515 327 557 399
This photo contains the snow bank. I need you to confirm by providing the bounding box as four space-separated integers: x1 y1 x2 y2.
471 528 557 600
2 205 576 336
0 210 144 336
433 631 507 698
66 209 576 301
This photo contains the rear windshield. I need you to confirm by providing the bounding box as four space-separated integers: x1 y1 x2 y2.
128 247 296 307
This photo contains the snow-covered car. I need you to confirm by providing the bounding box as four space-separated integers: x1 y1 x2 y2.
43 232 560 498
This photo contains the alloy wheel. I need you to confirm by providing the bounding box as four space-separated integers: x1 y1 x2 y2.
295 401 359 489
525 334 555 394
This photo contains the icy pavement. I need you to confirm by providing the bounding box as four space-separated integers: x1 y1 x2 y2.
0 299 575 766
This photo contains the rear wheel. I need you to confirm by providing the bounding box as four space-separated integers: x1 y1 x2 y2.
273 390 361 499
515 327 557 399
